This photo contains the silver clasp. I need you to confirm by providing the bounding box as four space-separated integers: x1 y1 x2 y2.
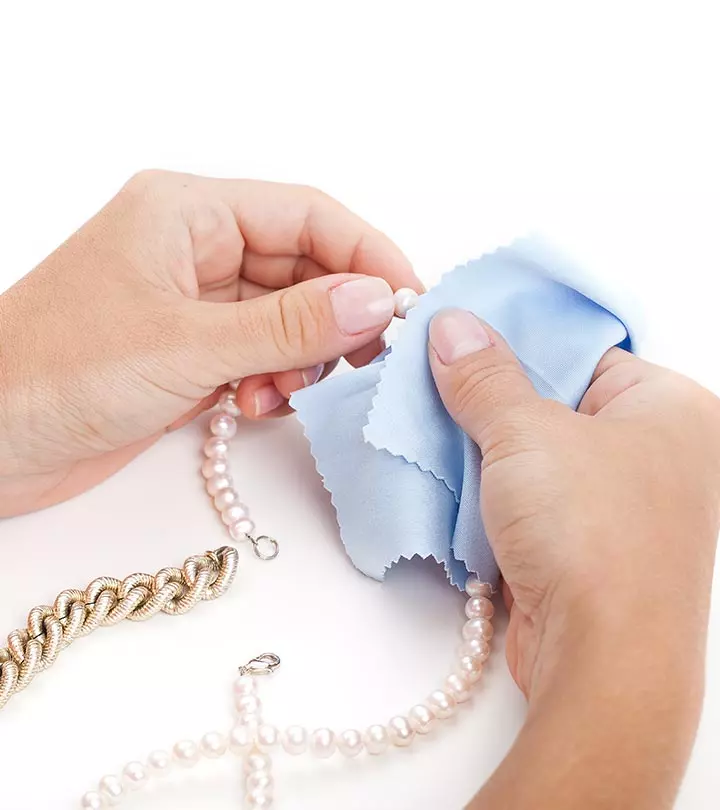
239 652 281 676
251 535 279 561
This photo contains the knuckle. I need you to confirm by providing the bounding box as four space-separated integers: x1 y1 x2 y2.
124 169 171 193
452 361 527 418
269 289 324 360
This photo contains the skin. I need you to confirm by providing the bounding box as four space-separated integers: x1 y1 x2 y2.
2 171 720 808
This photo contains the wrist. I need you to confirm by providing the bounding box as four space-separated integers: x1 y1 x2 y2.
472 591 707 810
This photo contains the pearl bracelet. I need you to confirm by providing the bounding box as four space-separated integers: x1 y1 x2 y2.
79 287 496 809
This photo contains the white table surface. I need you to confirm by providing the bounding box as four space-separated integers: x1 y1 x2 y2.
1 4 719 809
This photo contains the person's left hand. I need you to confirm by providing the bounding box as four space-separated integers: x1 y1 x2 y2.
0 170 421 516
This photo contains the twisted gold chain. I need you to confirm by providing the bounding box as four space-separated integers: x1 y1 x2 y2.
0 545 238 711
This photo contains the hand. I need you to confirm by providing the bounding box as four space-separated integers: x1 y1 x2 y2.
0 171 421 516
428 308 720 809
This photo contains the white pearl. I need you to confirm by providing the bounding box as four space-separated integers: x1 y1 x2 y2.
465 596 494 624
200 730 228 758
393 287 419 317
462 618 494 643
204 437 230 458
428 689 457 719
445 673 472 703
121 761 148 791
236 693 262 717
245 790 273 809
219 390 242 417
246 771 274 792
388 715 415 747
337 728 363 757
364 724 389 755
215 488 240 510
282 725 308 755
206 473 234 496
230 723 256 754
98 775 124 805
234 675 258 697
457 655 484 684
310 728 336 758
257 723 279 749
465 596 494 620
211 413 237 439
459 637 491 661
147 749 173 776
230 518 256 541
201 457 229 479
245 749 271 773
173 739 200 768
223 503 250 525
465 578 493 598
229 378 241 390
408 704 436 735
80 792 105 810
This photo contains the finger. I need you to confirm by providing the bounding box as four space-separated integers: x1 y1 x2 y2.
428 308 544 451
579 347 659 416
234 375 286 419
272 364 325 398
240 253 329 289
189 273 396 381
212 179 423 292
345 336 386 368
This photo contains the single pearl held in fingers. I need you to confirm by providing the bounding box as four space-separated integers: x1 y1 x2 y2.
393 287 419 317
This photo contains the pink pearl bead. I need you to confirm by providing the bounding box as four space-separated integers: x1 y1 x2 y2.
459 638 491 662
210 413 237 439
445 673 471 703
463 617 494 642
201 458 228 479
465 578 493 598
206 474 233 497
466 596 494 620
230 518 255 540
218 390 242 417
233 676 257 697
457 655 484 683
204 437 229 458
222 504 250 526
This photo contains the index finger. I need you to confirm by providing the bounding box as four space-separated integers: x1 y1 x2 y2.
211 178 423 292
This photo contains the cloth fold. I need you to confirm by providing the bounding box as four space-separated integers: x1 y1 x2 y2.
291 236 633 587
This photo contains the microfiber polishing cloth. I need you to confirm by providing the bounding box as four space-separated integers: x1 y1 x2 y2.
290 236 635 587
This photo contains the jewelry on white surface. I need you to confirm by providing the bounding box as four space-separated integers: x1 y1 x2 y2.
79 578 494 808
0 547 238 712
0 287 496 809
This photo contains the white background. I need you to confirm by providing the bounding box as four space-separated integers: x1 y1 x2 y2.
1 2 719 809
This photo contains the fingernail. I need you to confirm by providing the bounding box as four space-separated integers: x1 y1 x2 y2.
429 309 492 365
301 364 324 387
330 277 395 336
253 384 285 416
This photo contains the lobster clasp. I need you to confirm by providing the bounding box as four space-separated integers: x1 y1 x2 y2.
239 652 281 676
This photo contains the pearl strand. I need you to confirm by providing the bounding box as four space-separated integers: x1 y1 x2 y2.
202 384 279 561
79 578 493 807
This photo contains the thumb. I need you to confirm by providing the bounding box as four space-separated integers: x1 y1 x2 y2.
428 308 543 451
191 274 395 380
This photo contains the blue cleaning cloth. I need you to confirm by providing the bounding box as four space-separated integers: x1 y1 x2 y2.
291 236 633 587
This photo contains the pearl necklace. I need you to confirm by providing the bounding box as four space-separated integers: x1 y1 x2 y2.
78 288 496 809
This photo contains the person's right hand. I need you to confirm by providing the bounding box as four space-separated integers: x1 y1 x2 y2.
428 308 720 704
